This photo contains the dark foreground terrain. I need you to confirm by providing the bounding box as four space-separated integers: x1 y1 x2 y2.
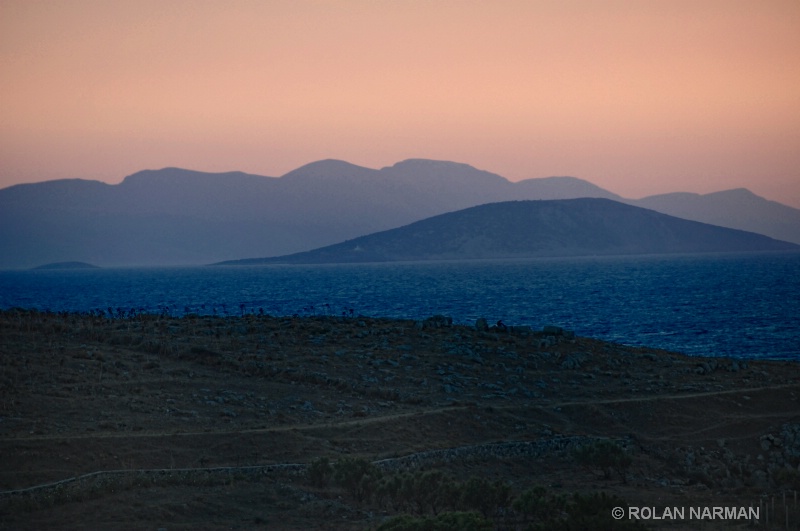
1 309 798 530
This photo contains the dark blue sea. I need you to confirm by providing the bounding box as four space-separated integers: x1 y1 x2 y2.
1 252 798 360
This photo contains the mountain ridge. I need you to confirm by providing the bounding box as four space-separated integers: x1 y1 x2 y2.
631 188 800 246
1 159 798 268
217 199 798 265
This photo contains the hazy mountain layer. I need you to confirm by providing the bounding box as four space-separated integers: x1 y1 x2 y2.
632 189 800 246
1 159 798 268
217 199 798 264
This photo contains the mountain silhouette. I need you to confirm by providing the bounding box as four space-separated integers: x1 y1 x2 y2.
216 199 798 265
632 188 800 245
1 159 798 268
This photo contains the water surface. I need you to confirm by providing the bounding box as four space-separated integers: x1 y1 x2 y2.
2 252 798 360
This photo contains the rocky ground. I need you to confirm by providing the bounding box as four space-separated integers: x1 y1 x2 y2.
0 309 799 530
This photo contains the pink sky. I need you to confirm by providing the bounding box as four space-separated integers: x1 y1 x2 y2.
2 0 799 207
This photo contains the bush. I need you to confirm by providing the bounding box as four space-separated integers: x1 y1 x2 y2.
513 486 567 523
573 439 631 480
306 456 332 488
332 457 382 503
774 468 800 490
375 511 492 531
458 477 511 518
558 492 649 531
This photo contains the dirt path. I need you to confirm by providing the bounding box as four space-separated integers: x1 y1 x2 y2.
550 381 799 407
5 381 797 443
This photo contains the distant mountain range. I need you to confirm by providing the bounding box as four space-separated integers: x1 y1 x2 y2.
1 159 798 268
217 199 797 264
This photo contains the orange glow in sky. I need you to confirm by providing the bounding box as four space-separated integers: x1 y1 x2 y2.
2 0 799 206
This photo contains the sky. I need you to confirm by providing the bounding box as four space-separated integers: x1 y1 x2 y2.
2 0 799 207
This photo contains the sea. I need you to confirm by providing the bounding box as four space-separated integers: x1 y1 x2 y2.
1 252 798 361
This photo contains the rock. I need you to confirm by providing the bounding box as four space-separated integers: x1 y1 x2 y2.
779 423 800 460
685 451 696 467
510 325 532 336
423 315 453 329
695 362 716 375
760 435 772 452
750 469 768 488
560 354 585 370
475 318 489 331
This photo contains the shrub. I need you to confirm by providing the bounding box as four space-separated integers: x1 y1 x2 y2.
573 439 631 480
332 457 382 503
513 486 567 523
375 511 492 531
458 477 511 518
558 492 648 531
306 457 332 488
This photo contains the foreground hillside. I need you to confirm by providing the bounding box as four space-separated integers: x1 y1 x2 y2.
1 310 799 530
